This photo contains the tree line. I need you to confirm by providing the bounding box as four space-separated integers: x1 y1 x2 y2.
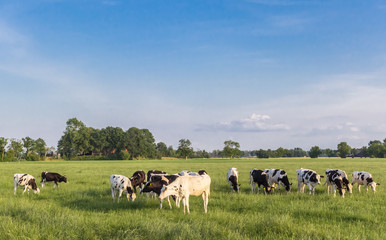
0 118 385 161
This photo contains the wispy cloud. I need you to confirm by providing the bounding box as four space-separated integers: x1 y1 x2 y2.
197 113 290 132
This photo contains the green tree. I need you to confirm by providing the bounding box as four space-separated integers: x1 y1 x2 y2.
22 136 35 157
309 146 322 158
58 118 87 158
177 139 194 160
325 148 334 158
337 142 351 158
156 142 168 158
34 138 47 158
367 140 385 158
9 139 23 160
222 140 241 159
124 127 156 160
255 149 269 158
0 137 7 161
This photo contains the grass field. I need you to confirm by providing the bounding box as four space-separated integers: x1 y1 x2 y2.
0 158 385 240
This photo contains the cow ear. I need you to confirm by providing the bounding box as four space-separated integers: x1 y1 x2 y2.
320 176 324 178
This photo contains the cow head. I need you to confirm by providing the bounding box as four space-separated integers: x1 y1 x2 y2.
126 186 136 201
60 176 67 183
28 179 40 194
159 184 179 201
278 174 292 192
229 175 240 192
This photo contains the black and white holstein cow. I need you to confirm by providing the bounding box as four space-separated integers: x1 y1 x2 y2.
147 170 167 182
14 173 40 195
159 173 211 214
110 174 136 203
141 174 180 209
130 170 146 193
227 168 240 192
326 171 346 198
250 169 271 194
325 169 352 196
297 168 324 195
352 171 380 193
41 172 67 188
264 169 292 192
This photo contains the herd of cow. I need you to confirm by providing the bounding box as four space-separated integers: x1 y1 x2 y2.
13 167 380 214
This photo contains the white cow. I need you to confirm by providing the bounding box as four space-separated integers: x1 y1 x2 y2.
325 169 352 194
296 168 324 195
352 171 380 193
110 174 136 202
14 173 40 195
159 174 211 214
264 169 292 192
227 168 240 192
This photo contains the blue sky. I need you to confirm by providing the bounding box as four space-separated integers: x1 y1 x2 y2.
1 0 386 151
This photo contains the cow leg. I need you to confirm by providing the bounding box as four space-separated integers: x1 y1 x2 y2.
307 184 313 195
357 184 361 192
41 180 45 188
327 184 331 195
118 189 124 203
167 196 172 209
159 199 163 209
332 185 336 197
365 184 369 193
111 188 116 201
185 196 190 214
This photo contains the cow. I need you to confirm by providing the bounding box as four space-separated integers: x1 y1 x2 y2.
41 172 67 188
159 174 211 214
180 170 208 176
325 169 352 194
147 170 167 182
250 169 271 194
110 174 136 203
130 170 146 193
352 171 380 193
264 168 292 192
326 171 346 198
141 174 180 209
227 168 240 192
296 168 324 195
14 173 40 195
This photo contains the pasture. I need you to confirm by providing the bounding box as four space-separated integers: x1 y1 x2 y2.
0 158 385 240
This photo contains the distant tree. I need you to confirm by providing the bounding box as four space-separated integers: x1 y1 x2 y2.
291 147 306 157
367 140 385 158
0 137 7 161
222 140 241 159
325 148 334 158
337 142 351 158
156 142 168 158
255 149 269 158
195 149 211 158
58 118 86 158
9 139 23 160
34 138 47 158
124 127 156 159
177 139 194 160
167 145 176 157
22 136 35 157
309 146 322 158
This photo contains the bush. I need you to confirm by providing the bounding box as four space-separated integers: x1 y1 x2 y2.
25 153 40 161
4 150 15 162
118 150 131 160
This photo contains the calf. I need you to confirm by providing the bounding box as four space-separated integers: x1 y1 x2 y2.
352 171 380 193
250 169 271 194
227 168 240 192
41 171 67 188
130 170 146 193
325 169 352 194
141 174 180 209
159 174 211 214
264 168 292 192
326 171 346 198
14 173 40 195
110 174 136 203
297 168 324 195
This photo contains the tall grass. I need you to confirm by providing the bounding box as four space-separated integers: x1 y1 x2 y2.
0 158 385 239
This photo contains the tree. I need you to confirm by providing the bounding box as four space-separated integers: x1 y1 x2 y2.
124 127 156 159
34 138 47 158
255 149 269 158
222 140 241 159
325 148 334 158
22 136 35 157
9 139 23 160
309 146 322 158
58 118 87 158
156 142 168 158
176 139 194 160
0 137 7 161
337 142 351 158
367 140 385 158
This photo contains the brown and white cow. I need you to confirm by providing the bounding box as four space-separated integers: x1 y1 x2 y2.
41 171 67 188
297 168 324 195
250 169 271 194
14 173 40 195
227 168 240 192
159 174 211 214
130 170 146 193
352 171 380 193
264 168 292 192
110 174 136 202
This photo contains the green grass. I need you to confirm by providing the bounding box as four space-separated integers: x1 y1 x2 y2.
0 158 385 240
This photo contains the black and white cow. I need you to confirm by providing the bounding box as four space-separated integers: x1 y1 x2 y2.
41 171 67 188
325 169 352 194
180 170 208 176
130 170 146 193
147 170 167 182
296 168 324 195
250 169 271 194
110 174 136 202
141 174 180 209
227 168 240 192
14 173 40 195
352 171 380 193
264 168 292 192
326 171 346 198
